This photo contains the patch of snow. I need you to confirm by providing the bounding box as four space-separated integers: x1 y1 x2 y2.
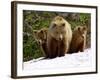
23 48 94 71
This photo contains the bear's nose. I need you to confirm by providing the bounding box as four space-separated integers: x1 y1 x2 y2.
59 35 62 41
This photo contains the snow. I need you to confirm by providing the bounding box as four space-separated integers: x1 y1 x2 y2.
23 48 95 71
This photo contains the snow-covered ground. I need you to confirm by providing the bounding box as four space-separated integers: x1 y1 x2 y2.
23 48 95 72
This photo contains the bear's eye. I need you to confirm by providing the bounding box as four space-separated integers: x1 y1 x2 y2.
61 23 65 27
52 23 56 28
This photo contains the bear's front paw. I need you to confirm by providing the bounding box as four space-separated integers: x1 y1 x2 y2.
58 53 65 57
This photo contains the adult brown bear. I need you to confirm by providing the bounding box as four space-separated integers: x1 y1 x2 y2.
68 26 87 53
47 16 72 58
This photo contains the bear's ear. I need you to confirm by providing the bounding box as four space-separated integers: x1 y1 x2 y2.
83 26 87 31
40 30 43 34
33 30 38 34
34 31 37 33
78 27 81 31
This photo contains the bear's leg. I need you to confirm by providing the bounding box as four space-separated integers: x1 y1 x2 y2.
79 41 84 52
58 40 66 57
48 38 58 58
42 42 49 58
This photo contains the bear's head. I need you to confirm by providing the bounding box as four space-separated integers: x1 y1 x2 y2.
33 28 48 45
77 26 87 38
49 16 70 41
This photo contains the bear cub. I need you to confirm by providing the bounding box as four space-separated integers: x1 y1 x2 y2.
68 26 87 53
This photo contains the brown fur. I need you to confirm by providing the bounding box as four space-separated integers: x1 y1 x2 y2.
47 16 72 58
68 26 87 53
33 28 48 58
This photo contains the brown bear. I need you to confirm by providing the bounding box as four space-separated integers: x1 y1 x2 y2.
68 26 87 53
47 16 72 58
33 28 48 58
